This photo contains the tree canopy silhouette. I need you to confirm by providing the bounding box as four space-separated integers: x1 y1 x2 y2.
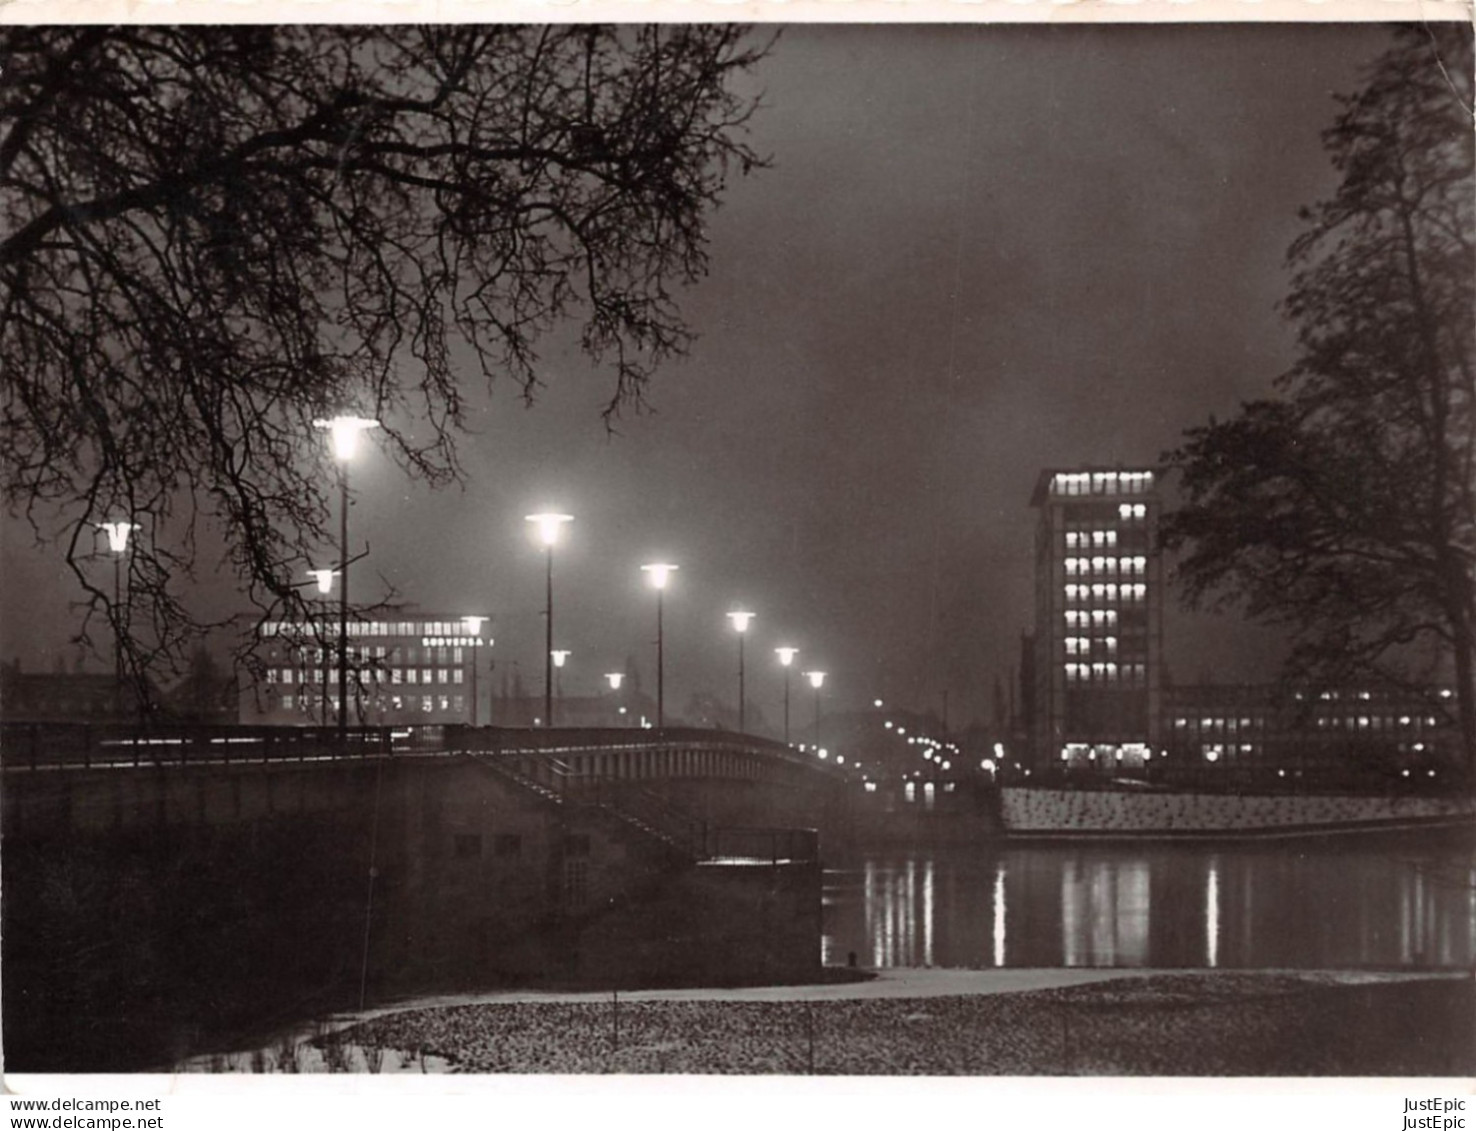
1 25 769 683
1162 26 1475 772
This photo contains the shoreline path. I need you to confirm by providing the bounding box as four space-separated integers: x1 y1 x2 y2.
193 968 1476 1076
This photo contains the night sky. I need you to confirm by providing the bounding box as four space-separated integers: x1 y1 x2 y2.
0 22 1403 729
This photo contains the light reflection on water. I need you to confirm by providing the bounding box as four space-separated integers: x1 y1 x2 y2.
823 832 1476 969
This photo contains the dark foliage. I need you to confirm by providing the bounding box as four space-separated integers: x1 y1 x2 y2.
0 25 769 687
1162 26 1475 769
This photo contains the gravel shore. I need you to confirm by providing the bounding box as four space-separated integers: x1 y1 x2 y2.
304 970 1474 1076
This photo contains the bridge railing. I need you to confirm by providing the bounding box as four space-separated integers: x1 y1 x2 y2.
0 722 399 769
0 721 845 783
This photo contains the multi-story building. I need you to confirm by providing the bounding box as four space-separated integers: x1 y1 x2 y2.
1161 682 1462 785
239 613 492 727
1027 467 1164 773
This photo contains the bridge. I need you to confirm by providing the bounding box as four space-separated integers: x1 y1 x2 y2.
1 722 851 1071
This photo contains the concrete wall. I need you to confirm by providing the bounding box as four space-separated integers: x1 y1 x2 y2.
2 756 825 1070
1000 785 1476 836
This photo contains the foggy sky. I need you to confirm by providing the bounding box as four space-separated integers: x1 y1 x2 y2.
0 23 1402 729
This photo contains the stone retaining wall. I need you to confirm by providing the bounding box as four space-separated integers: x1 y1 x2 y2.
999 786 1475 836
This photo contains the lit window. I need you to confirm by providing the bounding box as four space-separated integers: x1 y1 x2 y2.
406 669 417 684
422 696 433 712
422 669 433 684
266 670 278 683
392 669 403 684
454 669 464 684
438 668 450 684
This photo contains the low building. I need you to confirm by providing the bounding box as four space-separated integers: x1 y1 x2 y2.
0 663 139 724
239 613 491 727
1160 683 1463 787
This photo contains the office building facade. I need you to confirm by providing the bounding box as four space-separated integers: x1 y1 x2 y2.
239 613 491 727
1027 467 1164 773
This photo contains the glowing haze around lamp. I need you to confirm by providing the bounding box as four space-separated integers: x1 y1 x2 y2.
804 670 827 747
462 615 490 727
526 512 573 726
97 520 137 711
775 646 799 744
641 562 679 727
727 610 755 734
312 413 379 738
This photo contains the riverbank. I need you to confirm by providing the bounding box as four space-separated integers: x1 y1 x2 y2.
190 969 1476 1076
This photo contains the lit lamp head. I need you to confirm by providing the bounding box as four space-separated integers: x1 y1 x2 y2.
727 610 755 634
314 414 379 461
775 646 798 668
461 615 488 637
641 562 679 590
551 649 571 669
605 672 624 691
526 512 573 548
98 521 136 554
307 568 338 595
805 670 827 690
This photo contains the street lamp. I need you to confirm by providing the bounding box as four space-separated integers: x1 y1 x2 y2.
605 671 626 726
313 413 378 739
804 670 827 747
97 521 136 716
308 568 339 725
775 646 799 744
551 649 571 723
462 615 489 727
727 611 755 733
641 562 678 728
526 512 573 727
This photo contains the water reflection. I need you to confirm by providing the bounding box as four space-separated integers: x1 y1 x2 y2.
824 832 1476 969
1206 855 1220 968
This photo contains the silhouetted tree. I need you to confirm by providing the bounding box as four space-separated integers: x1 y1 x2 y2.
1 25 769 678
1162 27 1475 772
169 643 236 722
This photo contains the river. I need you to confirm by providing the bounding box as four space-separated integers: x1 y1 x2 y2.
821 830 1476 970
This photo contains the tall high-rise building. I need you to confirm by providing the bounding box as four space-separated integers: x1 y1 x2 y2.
1028 467 1164 773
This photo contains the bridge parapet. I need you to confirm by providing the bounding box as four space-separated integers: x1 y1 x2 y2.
0 722 845 784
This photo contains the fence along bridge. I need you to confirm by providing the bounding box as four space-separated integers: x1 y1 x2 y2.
0 722 838 863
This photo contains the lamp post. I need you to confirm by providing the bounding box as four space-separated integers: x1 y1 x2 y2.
526 513 573 727
641 562 678 728
462 615 489 727
605 672 626 726
308 568 338 725
804 670 827 747
314 414 378 740
551 649 571 724
98 521 136 717
727 611 755 733
775 646 799 744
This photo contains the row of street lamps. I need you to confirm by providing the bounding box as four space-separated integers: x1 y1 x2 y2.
526 510 827 737
93 414 833 744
